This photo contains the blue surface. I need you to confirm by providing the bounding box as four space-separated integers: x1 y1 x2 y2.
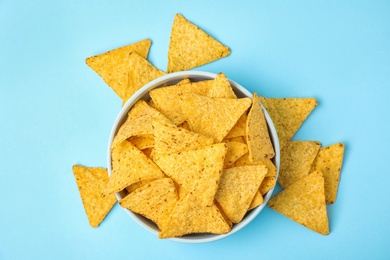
1 0 389 259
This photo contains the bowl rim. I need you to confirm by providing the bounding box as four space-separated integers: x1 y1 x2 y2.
107 71 280 244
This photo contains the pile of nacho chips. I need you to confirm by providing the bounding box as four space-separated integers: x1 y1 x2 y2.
73 12 345 238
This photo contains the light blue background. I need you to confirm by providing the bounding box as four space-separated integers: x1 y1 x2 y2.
1 0 389 259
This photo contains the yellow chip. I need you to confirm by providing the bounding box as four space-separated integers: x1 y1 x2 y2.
249 191 264 210
125 179 151 194
153 120 213 155
149 80 213 125
234 153 277 177
207 73 237 99
223 136 246 144
111 100 171 149
167 14 230 73
105 140 164 196
223 141 248 168
278 141 321 189
128 134 154 150
153 143 227 207
122 52 166 104
246 93 275 161
120 178 178 231
259 96 318 150
215 165 267 223
268 171 329 235
310 143 345 204
85 39 151 100
259 177 277 195
225 112 247 139
159 193 231 238
181 93 252 143
72 165 116 228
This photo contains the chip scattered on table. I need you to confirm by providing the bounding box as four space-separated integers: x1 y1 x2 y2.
72 165 116 228
167 14 230 73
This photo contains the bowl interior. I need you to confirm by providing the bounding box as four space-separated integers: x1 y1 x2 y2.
107 71 280 243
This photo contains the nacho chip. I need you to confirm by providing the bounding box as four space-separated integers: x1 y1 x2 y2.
207 73 237 99
167 14 230 73
278 141 321 189
72 165 116 228
85 39 151 100
125 179 151 194
120 178 178 231
106 140 164 195
111 100 171 149
234 153 276 177
181 93 252 143
149 80 213 125
159 193 231 238
153 120 213 155
249 191 264 211
122 52 166 104
310 143 345 204
153 143 227 207
215 165 267 223
223 136 246 144
247 93 275 161
225 112 247 139
128 134 154 150
259 96 318 150
223 141 248 168
268 171 329 235
259 177 277 195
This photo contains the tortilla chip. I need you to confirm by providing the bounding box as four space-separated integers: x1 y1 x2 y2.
125 180 151 194
225 113 247 139
153 120 213 155
181 93 252 143
149 80 213 125
128 134 154 150
85 39 151 100
207 73 237 99
159 193 231 238
122 52 166 104
234 153 276 177
72 165 116 228
153 143 227 207
215 165 267 223
268 171 329 235
310 143 345 204
105 140 164 195
249 191 264 210
247 93 275 161
259 96 318 150
111 100 171 149
278 141 321 189
259 177 277 195
223 136 246 144
120 178 178 231
223 141 248 168
167 14 230 73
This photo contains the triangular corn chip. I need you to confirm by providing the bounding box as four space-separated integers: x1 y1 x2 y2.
72 165 116 228
268 171 329 235
223 141 248 168
111 100 171 149
259 96 318 150
215 165 267 223
247 93 275 161
149 80 213 125
122 52 166 105
153 143 227 206
249 191 264 211
86 39 151 100
159 193 231 238
278 141 321 189
128 134 154 150
225 112 247 139
207 73 237 99
120 178 178 231
259 176 277 195
234 153 277 177
153 120 213 155
106 140 164 195
167 14 230 72
310 143 345 204
181 93 252 143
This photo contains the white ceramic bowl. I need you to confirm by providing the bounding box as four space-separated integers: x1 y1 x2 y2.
107 71 280 243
